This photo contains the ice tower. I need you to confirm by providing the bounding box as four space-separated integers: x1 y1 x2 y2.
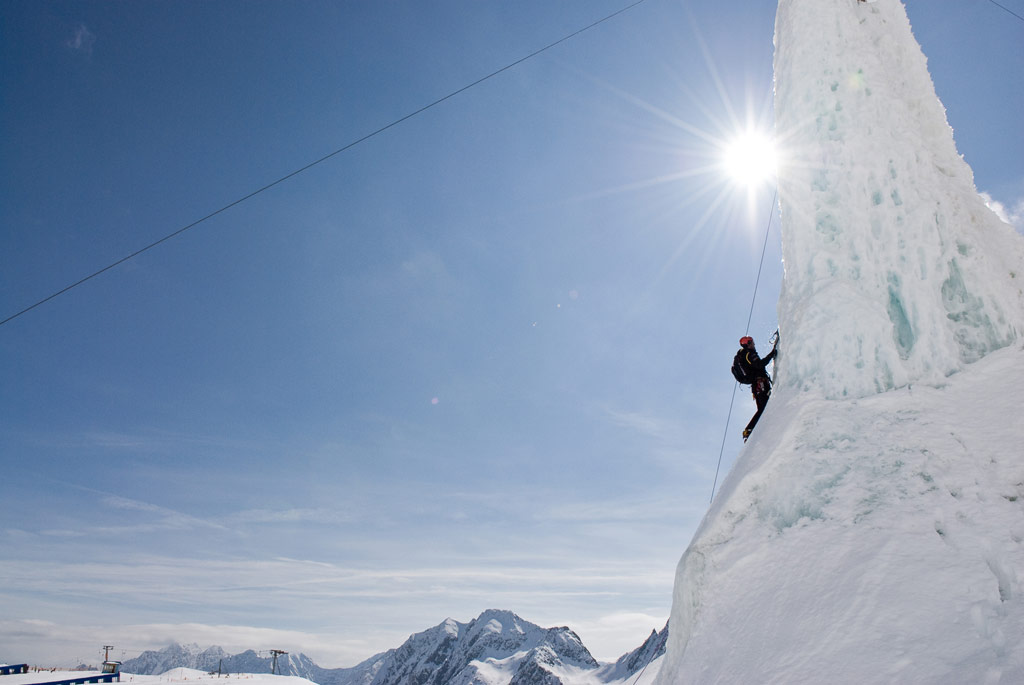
655 1 1024 681
773 0 1024 399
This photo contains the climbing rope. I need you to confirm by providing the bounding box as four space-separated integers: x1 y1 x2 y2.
618 185 776 666
708 187 778 504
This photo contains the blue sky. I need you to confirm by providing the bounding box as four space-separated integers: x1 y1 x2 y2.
2 0 1022 668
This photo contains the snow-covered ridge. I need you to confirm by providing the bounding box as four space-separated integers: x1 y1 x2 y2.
121 611 668 685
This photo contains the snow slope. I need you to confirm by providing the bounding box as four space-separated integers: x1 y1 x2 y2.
655 0 1024 681
659 344 1024 682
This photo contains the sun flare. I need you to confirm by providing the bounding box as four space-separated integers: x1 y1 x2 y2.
722 132 778 187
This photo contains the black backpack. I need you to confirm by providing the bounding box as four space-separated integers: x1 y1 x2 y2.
731 349 753 385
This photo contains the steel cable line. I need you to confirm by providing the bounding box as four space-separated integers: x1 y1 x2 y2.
983 0 1024 23
0 0 649 329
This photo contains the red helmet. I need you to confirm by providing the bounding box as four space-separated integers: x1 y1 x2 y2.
739 336 753 347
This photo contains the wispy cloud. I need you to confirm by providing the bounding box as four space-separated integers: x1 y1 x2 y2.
85 432 153 449
98 494 228 532
66 24 96 56
605 409 682 443
540 494 703 526
83 428 267 452
981 191 1024 234
31 494 231 537
31 427 270 457
0 555 667 607
603 406 716 476
400 250 450 282
0 552 675 663
227 507 357 526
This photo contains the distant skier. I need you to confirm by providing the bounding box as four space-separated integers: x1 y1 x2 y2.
732 335 778 441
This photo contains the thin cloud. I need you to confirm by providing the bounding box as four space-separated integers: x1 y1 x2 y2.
541 495 703 526
0 618 380 670
0 554 674 666
22 490 230 538
0 555 668 608
562 611 669 662
66 24 96 55
400 250 450 282
29 427 271 455
603 406 715 473
98 494 229 533
227 507 357 526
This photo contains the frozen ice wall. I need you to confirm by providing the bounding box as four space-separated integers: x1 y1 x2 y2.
773 0 1024 399
653 1 1024 682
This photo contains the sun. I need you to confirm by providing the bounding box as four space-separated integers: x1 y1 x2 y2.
722 131 778 188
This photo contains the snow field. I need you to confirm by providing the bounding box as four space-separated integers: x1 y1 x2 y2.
123 670 312 685
2 671 317 685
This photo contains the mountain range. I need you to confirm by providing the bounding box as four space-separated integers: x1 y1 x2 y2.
120 610 667 685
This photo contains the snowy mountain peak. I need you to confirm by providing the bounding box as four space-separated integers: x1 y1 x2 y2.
441 618 460 637
119 611 658 685
372 609 599 685
469 609 526 639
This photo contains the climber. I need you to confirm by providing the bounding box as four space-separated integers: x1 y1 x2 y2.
732 334 778 441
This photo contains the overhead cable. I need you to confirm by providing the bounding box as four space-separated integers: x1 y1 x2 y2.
983 0 1024 23
0 0 649 328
